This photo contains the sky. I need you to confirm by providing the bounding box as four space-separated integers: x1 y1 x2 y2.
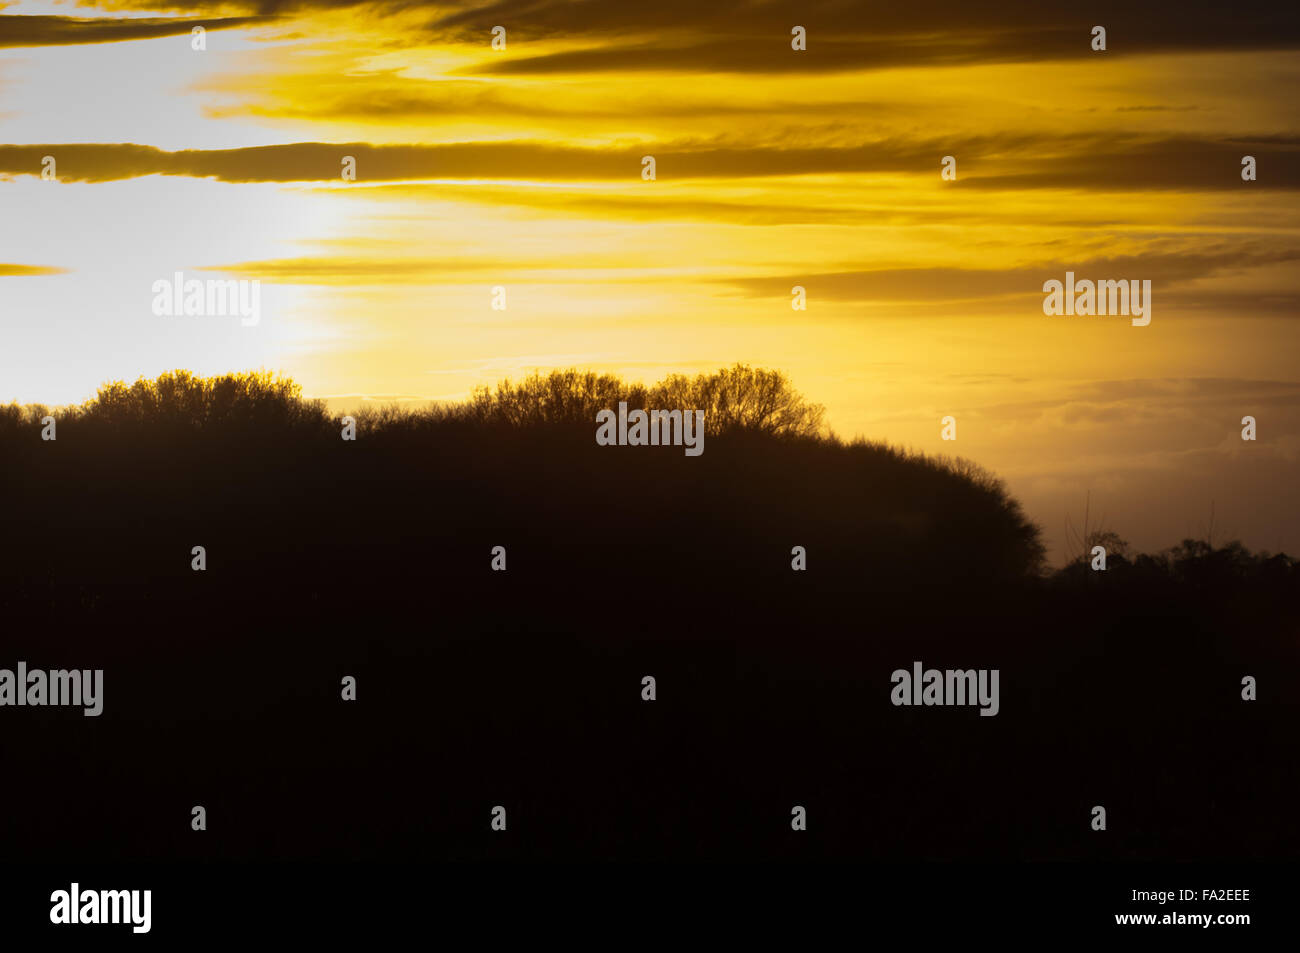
1 0 1298 563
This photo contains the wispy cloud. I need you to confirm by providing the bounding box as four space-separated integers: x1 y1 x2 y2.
0 262 66 276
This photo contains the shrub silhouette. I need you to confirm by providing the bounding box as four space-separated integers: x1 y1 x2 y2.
80 369 329 435
8 366 1296 602
1 364 1045 592
357 364 827 438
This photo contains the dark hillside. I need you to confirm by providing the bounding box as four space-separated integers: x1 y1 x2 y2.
1 369 1295 862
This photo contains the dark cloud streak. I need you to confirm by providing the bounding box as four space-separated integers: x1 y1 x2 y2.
80 0 1300 69
725 247 1300 303
0 14 271 48
0 136 1295 189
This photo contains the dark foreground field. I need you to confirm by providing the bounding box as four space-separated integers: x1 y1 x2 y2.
2 370 1297 862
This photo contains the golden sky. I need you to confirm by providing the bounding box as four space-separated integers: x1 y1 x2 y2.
2 0 1298 561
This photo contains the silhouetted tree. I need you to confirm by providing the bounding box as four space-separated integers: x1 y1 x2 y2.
650 364 826 438
450 364 826 438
